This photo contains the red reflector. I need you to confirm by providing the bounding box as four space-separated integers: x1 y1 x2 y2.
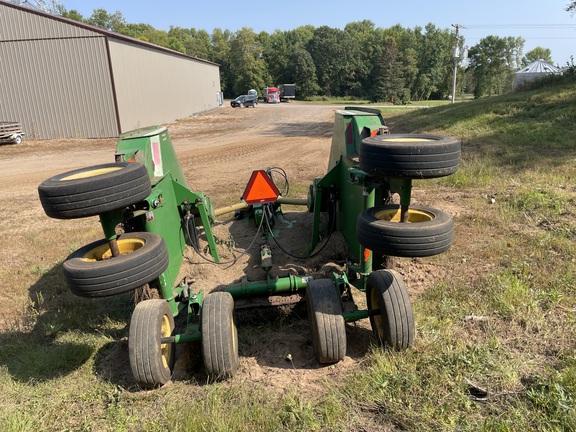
364 249 371 262
242 170 280 204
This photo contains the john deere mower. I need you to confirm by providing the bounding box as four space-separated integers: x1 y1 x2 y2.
38 107 460 388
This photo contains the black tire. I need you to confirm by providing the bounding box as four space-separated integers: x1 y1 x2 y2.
201 292 239 379
357 205 453 257
366 270 415 349
129 299 175 388
359 134 460 179
38 162 151 219
63 232 169 298
306 279 346 364
14 135 22 145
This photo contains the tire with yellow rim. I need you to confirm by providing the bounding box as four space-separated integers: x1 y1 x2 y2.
129 299 175 388
201 292 239 379
38 162 151 219
359 134 460 179
63 232 168 297
366 269 414 349
357 204 453 257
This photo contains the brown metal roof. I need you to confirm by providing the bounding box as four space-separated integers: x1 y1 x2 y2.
0 0 219 66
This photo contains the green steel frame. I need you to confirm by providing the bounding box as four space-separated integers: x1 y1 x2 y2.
97 108 412 343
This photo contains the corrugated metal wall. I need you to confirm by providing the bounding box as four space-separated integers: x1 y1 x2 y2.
0 1 222 140
108 38 221 133
0 3 119 139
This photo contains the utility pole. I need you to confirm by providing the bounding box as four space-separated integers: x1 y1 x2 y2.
451 24 465 104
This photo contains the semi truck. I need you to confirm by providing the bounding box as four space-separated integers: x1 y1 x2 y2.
262 87 280 103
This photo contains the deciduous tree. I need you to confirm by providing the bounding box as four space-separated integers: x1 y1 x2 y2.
468 35 524 97
522 47 553 66
228 28 269 96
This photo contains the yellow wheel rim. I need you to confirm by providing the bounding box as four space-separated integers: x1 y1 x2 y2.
61 167 123 181
81 238 145 261
378 137 437 143
373 208 434 223
160 314 173 369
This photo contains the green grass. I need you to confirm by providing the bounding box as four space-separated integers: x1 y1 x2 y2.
2 82 576 430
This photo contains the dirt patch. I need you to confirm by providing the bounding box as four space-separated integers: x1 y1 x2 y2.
0 102 466 395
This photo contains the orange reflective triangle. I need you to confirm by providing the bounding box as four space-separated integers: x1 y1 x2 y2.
242 170 280 204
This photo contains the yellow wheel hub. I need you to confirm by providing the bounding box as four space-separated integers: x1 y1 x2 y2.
81 238 145 261
373 208 434 223
60 167 123 181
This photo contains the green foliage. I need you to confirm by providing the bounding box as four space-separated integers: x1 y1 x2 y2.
228 28 270 95
411 23 455 100
370 37 406 103
85 8 126 32
307 26 355 96
522 47 553 66
468 35 525 97
57 4 551 102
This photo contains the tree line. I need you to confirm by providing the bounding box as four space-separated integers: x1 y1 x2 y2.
56 6 560 102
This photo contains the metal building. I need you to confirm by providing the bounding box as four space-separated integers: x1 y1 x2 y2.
513 59 562 90
0 1 222 139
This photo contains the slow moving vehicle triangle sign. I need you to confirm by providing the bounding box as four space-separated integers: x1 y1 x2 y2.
242 170 280 204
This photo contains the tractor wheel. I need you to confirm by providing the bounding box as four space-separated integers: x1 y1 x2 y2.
38 162 151 219
63 232 169 298
366 270 414 349
306 279 346 364
359 134 460 179
357 204 453 257
201 292 239 379
129 299 175 388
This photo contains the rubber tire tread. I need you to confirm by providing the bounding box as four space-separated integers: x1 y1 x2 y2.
201 292 239 379
357 205 454 257
63 232 169 298
306 279 346 364
129 299 175 388
38 162 151 219
366 270 415 349
359 134 460 179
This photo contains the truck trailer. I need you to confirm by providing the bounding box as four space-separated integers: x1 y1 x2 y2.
279 84 296 102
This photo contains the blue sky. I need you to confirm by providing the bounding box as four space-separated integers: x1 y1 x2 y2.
62 0 576 65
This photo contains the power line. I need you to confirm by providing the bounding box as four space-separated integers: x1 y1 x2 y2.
464 24 576 28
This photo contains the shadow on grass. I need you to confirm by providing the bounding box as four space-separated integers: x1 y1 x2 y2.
4 208 376 389
0 263 134 384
